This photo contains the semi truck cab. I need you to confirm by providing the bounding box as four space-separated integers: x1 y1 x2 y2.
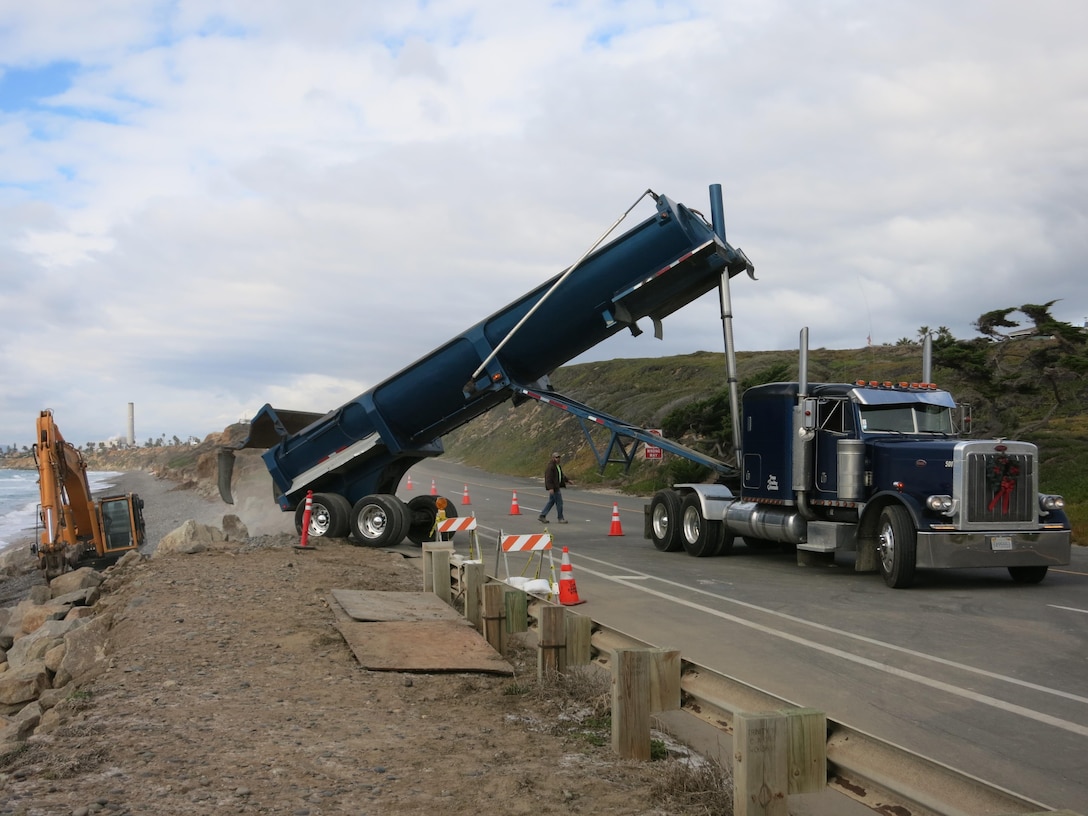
655 378 1071 588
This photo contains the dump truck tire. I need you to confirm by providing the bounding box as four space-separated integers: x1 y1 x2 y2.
349 494 407 547
297 493 351 539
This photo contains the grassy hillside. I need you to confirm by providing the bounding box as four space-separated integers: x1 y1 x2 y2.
444 343 1086 544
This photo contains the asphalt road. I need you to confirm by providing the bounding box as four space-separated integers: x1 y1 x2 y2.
408 457 1088 814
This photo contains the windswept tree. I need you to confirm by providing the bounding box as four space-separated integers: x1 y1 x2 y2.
947 300 1088 434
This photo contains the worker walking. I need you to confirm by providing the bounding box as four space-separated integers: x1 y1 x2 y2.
539 452 572 524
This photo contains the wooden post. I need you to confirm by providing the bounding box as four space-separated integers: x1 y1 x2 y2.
431 548 451 604
481 582 506 655
611 648 652 760
422 542 453 592
785 708 826 794
462 561 484 630
504 588 528 633
564 613 592 666
734 711 789 816
537 605 567 683
648 648 681 713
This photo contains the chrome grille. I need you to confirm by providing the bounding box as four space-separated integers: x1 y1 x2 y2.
965 451 1034 524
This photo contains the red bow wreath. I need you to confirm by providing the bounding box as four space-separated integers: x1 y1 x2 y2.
986 454 1020 515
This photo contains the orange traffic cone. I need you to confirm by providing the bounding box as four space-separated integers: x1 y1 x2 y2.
405 474 413 490
294 491 317 551
608 502 624 536
430 479 437 496
509 490 521 515
558 546 584 605
461 484 472 505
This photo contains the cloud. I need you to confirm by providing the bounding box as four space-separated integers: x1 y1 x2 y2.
0 0 1085 447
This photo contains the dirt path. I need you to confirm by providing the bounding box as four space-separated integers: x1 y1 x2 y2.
2 527 727 815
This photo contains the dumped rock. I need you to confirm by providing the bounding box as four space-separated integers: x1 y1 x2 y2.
222 513 249 540
154 519 232 556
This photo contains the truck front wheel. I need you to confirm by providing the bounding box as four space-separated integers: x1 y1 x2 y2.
350 495 407 547
297 493 352 539
877 505 917 589
649 490 683 552
1008 565 1048 584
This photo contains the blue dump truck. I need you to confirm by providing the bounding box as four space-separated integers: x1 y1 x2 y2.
647 329 1072 587
218 185 754 547
219 183 1071 588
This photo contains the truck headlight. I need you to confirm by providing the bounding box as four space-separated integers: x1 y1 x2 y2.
926 495 956 515
1039 494 1065 512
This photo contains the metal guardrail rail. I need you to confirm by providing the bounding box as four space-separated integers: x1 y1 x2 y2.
516 595 1066 816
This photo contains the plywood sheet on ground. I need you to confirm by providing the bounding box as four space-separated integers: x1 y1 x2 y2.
331 589 463 622
335 620 514 674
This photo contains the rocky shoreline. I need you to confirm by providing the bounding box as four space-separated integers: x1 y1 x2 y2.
1 469 285 607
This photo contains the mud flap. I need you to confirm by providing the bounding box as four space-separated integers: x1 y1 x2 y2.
217 448 236 505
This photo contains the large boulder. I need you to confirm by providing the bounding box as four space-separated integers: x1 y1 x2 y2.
18 602 70 637
0 545 37 578
53 614 112 689
154 520 231 557
49 567 103 597
0 701 42 745
6 619 82 670
51 586 101 609
0 599 41 649
222 514 249 540
0 660 50 707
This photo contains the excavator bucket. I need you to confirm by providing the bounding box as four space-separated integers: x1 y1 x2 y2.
218 448 236 505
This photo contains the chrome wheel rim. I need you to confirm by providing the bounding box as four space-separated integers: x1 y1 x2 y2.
878 521 895 573
310 505 332 535
358 506 388 540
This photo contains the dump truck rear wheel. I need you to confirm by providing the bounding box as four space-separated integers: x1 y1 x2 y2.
649 490 683 552
405 496 459 545
1008 565 1048 584
877 504 916 588
350 494 406 547
680 493 721 557
297 493 351 539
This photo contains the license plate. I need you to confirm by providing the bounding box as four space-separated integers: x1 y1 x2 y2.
990 535 1013 551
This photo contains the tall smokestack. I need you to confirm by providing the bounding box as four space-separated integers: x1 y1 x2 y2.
127 403 135 447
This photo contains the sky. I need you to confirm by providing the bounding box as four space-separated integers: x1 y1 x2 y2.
1 1 1085 449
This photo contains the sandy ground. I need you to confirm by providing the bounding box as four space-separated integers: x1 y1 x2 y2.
0 472 729 816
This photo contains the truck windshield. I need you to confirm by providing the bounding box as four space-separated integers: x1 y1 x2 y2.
860 403 954 434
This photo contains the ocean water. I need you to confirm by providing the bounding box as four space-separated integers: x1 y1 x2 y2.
0 468 121 554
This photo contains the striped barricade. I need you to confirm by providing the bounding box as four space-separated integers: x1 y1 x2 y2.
437 516 477 533
436 515 480 560
499 532 555 593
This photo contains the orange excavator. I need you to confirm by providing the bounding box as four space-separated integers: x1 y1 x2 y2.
32 409 146 579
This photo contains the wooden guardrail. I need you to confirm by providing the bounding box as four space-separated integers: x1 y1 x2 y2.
427 548 1078 816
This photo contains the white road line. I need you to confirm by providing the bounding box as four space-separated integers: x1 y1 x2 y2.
572 556 1088 737
1049 604 1088 615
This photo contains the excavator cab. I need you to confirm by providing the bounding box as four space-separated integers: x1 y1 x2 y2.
97 494 146 555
